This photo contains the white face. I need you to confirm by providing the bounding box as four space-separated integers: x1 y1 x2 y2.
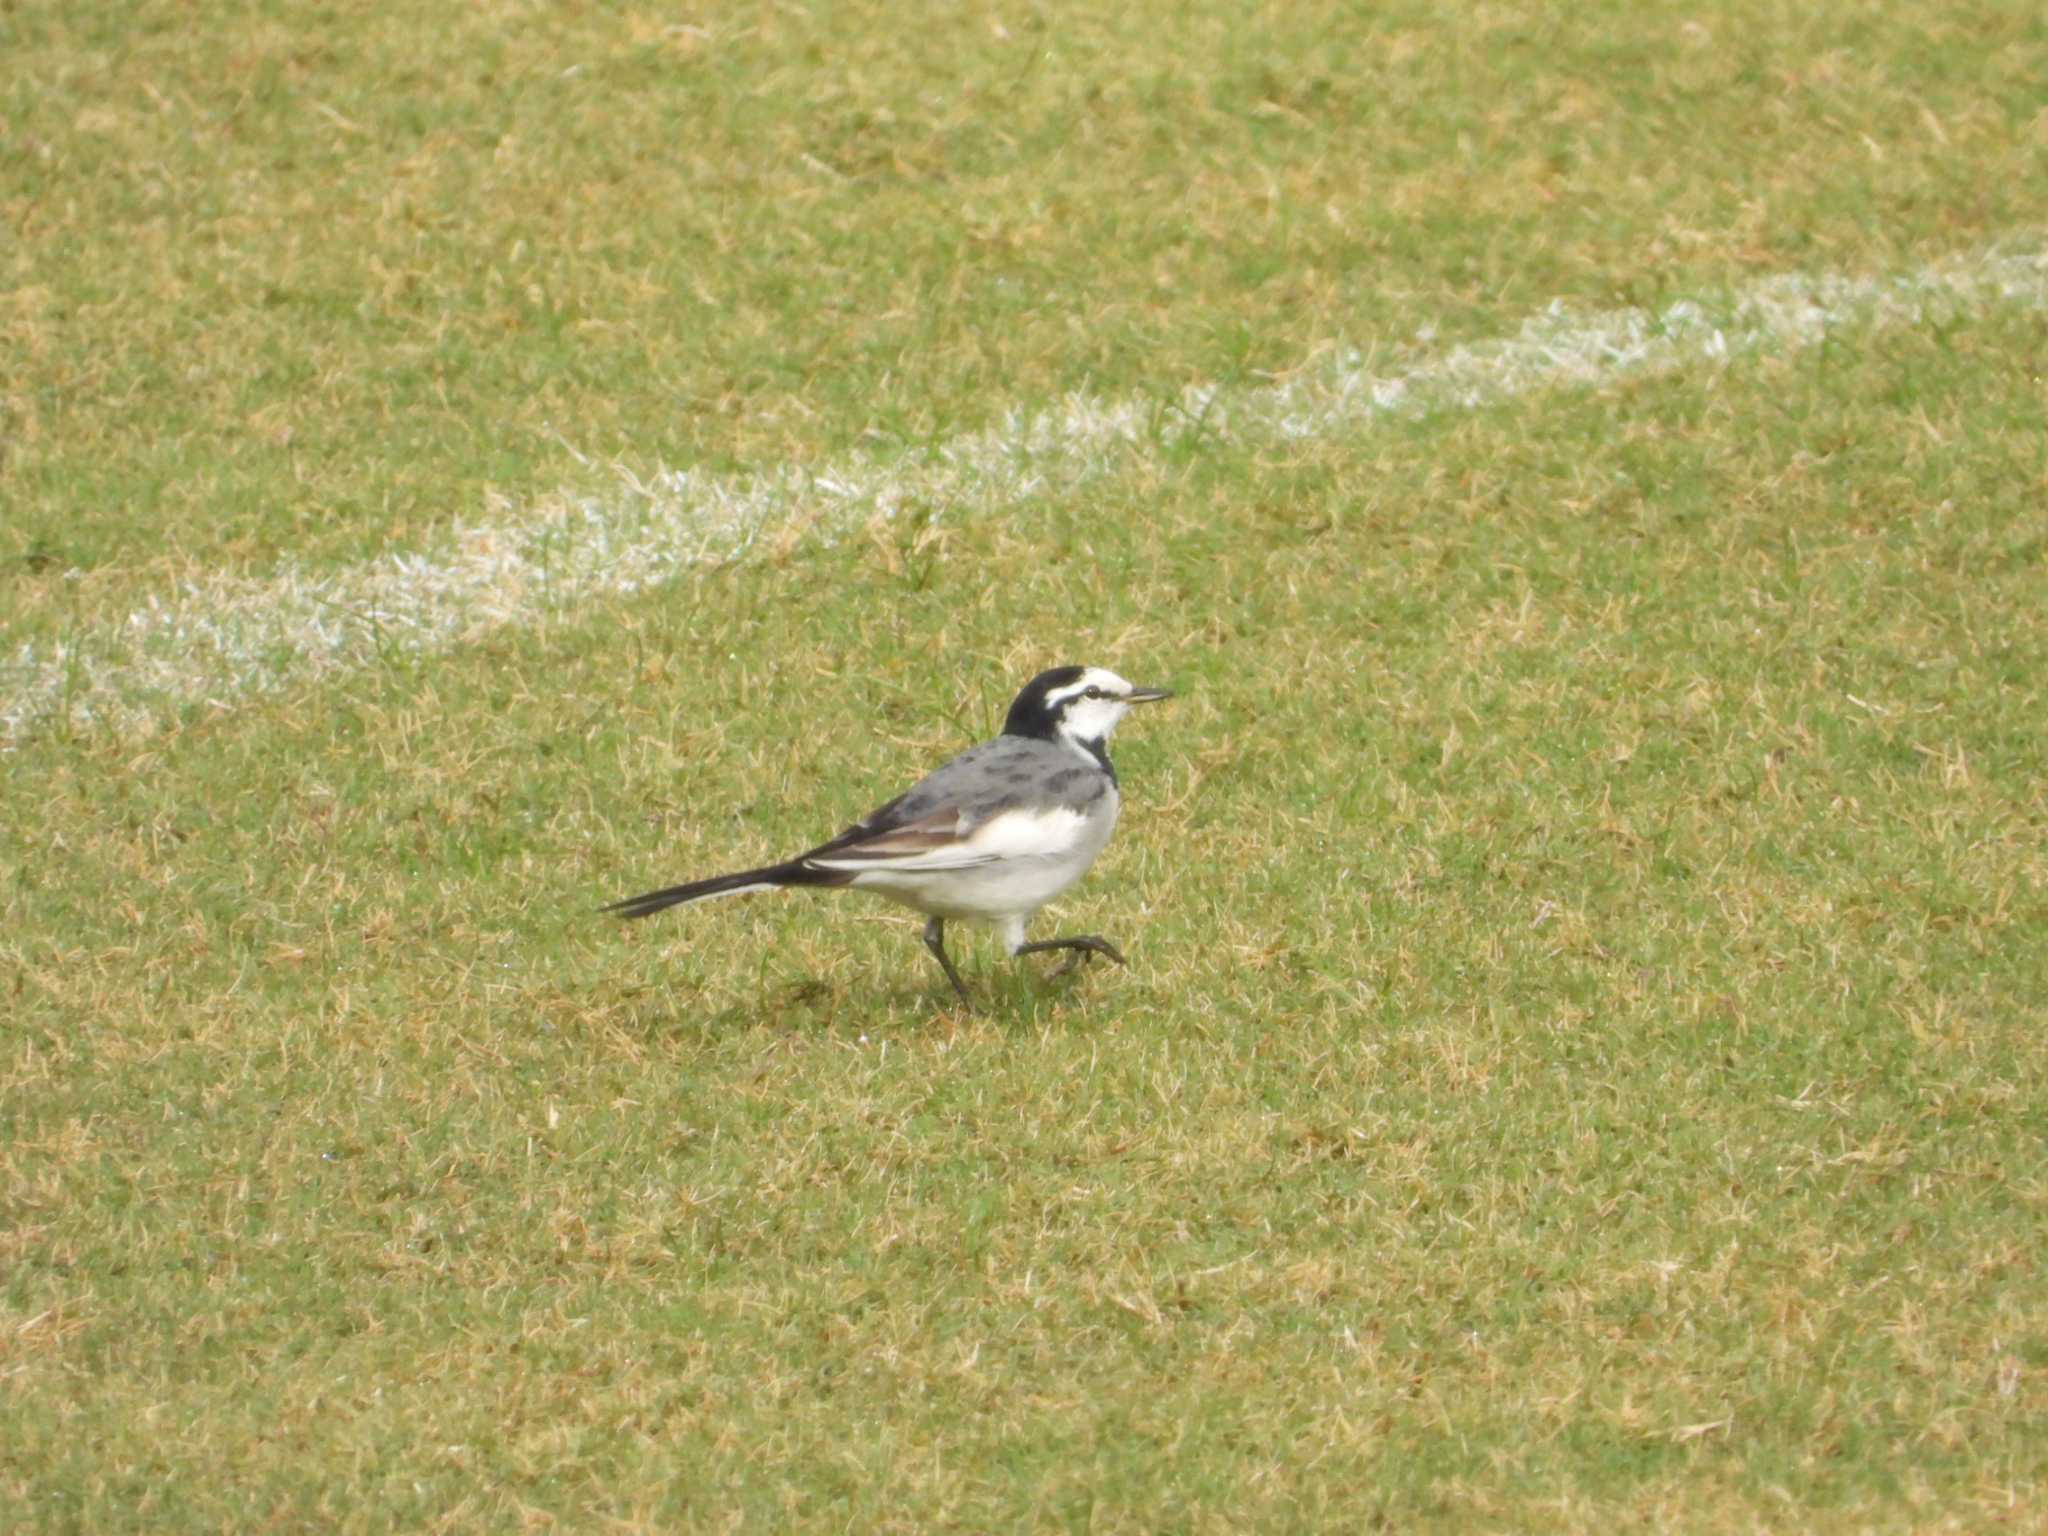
1048 667 1149 744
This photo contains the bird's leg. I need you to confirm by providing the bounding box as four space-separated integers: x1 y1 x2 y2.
1014 934 1127 978
922 916 976 1008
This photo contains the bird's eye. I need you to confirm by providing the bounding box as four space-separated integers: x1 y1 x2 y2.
1083 686 1102 699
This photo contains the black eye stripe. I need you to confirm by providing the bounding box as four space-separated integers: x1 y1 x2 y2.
1051 680 1121 710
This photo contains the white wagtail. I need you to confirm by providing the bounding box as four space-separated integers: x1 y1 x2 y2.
605 665 1172 1005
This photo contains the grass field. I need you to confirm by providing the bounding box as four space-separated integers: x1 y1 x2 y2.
5 1 2048 1529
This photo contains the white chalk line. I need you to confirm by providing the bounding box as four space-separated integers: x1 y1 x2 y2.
4 240 2046 747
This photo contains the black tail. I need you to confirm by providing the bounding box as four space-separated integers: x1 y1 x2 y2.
601 860 841 921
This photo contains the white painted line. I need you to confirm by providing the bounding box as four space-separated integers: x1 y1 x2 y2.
5 241 2045 746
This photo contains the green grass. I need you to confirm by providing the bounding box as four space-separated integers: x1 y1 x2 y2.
5 1 2048 1529
5 0 2043 589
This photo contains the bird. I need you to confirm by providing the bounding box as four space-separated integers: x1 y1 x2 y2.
605 665 1172 1005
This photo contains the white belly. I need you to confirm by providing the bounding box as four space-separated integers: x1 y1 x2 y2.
849 792 1121 923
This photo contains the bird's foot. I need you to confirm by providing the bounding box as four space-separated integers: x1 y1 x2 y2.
1015 934 1127 979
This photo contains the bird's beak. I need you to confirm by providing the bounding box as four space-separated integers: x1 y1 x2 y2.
1125 685 1174 704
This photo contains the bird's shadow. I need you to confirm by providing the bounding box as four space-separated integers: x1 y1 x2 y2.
604 954 1122 1040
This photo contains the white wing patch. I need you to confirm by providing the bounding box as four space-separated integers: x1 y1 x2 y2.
806 806 1093 875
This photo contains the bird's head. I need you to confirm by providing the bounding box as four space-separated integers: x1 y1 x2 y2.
1002 665 1173 753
